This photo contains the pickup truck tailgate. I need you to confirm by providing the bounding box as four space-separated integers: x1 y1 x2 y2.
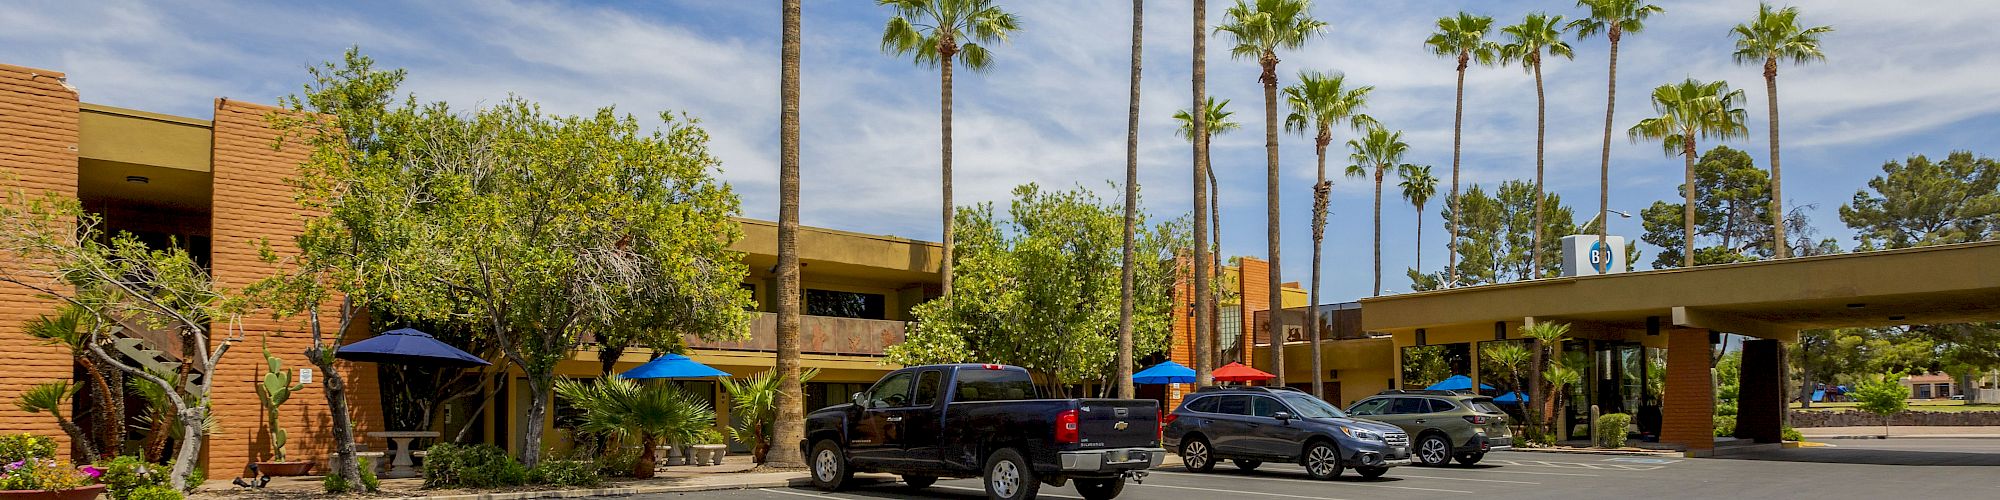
1076 399 1161 449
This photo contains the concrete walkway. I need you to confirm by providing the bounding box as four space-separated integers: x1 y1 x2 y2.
1798 426 2000 439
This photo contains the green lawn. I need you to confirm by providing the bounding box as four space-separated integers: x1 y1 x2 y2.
1794 400 2000 413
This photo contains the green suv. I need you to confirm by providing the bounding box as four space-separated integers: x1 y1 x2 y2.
1345 390 1511 466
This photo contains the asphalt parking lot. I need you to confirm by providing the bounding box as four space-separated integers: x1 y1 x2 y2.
646 442 2000 500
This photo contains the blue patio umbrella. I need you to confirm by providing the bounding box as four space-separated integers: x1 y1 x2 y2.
621 353 730 380
1132 361 1197 385
336 328 491 367
1493 391 1529 404
1425 375 1495 392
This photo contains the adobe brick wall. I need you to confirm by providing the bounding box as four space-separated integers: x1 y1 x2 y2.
0 63 81 450
207 99 384 476
1660 328 1714 450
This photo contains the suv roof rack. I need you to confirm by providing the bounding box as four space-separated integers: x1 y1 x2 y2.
1374 389 1473 397
1194 385 1307 394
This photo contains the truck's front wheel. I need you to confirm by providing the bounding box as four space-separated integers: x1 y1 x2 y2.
810 440 852 491
984 448 1041 500
1073 477 1124 500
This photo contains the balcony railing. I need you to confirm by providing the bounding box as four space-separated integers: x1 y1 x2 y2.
685 312 906 356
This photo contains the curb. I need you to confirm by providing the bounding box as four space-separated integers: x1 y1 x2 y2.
384 477 815 500
1803 435 2000 440
1504 447 1682 457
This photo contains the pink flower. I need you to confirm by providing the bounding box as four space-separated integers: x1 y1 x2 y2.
79 466 102 479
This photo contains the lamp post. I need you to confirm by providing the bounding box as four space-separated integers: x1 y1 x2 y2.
1580 209 1632 234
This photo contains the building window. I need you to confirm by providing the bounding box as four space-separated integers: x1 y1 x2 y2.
806 289 885 319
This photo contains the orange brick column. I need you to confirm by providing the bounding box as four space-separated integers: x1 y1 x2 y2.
207 99 384 476
0 64 82 451
1660 328 1715 451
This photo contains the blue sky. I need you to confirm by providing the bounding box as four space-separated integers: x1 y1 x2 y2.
8 0 2000 302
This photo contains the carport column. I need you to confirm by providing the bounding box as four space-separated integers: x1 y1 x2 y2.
1735 339 1785 443
1660 328 1715 451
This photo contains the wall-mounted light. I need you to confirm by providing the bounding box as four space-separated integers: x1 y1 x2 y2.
125 175 149 184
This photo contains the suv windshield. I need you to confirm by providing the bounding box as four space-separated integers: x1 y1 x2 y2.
1275 392 1348 418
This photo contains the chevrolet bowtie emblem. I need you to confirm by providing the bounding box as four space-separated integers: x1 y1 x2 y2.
1113 421 1129 430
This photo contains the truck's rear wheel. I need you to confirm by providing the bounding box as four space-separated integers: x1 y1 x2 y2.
810 440 851 491
1073 477 1124 500
984 448 1041 500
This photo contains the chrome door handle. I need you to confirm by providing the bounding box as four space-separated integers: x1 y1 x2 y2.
1414 419 1427 424
886 416 904 422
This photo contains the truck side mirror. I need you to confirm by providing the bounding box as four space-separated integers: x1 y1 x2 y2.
1273 411 1292 422
852 392 868 408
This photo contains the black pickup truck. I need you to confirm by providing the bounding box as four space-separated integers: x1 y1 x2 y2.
803 363 1164 500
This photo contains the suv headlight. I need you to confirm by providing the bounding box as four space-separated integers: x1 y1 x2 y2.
1341 427 1385 443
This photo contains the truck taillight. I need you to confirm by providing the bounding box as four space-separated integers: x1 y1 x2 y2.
982 364 1003 370
1159 411 1174 440
1056 409 1080 444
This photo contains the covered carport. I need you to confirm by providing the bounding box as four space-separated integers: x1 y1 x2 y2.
1358 240 2000 452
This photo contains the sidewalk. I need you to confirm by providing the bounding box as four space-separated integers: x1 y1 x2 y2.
1797 425 2000 439
191 456 834 500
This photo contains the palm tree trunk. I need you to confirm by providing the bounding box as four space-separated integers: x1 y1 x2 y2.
1191 0 1213 386
1209 157 1224 365
1683 140 1698 268
1450 51 1467 287
1765 58 1787 259
1415 205 1424 276
1260 53 1285 387
1373 168 1384 296
1532 58 1546 279
1308 137 1327 399
1597 28 1621 268
1117 0 1142 400
769 0 807 469
1529 340 1545 438
939 39 956 303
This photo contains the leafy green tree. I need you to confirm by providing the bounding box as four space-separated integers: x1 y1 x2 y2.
889 184 1187 392
1496 180 1574 281
1500 13 1574 278
1426 12 1500 287
1441 184 1503 285
1851 371 1910 437
1220 0 1325 387
1638 146 1774 268
1731 2 1831 259
553 377 714 478
1285 70 1373 397
1793 328 1933 408
1573 0 1666 265
1398 164 1439 275
1629 78 1750 268
1345 125 1410 297
1838 151 2000 250
879 0 1023 302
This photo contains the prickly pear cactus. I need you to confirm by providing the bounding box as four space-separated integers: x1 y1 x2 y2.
258 343 306 461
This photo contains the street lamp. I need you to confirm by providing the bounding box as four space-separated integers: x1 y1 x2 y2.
1580 209 1633 233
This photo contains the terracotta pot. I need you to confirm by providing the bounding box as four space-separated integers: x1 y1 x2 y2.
256 461 315 476
0 483 107 500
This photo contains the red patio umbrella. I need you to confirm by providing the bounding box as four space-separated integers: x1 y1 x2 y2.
1212 362 1275 383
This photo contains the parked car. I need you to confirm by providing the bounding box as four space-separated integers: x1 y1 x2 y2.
802 363 1163 500
1345 390 1512 466
1162 386 1410 480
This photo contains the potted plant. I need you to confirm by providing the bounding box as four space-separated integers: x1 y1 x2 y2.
690 429 727 466
254 344 313 476
0 455 105 500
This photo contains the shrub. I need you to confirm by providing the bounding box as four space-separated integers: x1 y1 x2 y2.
0 434 56 464
1782 426 1804 442
527 460 600 487
0 458 94 491
1713 415 1736 437
126 485 181 500
1595 413 1632 448
422 444 525 489
322 457 380 493
101 456 168 500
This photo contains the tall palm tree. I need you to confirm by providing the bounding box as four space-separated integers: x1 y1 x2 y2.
1118 0 1143 400
1519 321 1572 440
1500 13 1573 279
1283 70 1372 398
1398 164 1439 274
721 368 821 464
1343 125 1409 298
1191 0 1213 385
1573 0 1665 267
1629 78 1749 268
1219 0 1324 387
1175 97 1239 366
771 0 807 469
1731 3 1830 260
879 0 1022 301
1424 13 1499 288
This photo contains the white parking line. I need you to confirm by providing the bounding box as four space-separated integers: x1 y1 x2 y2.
759 488 846 499
1136 482 1353 500
1424 467 1600 477
935 484 1085 499
1487 459 1665 471
1148 470 1475 493
1383 473 1538 484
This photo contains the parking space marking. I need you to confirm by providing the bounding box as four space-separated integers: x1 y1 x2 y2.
1149 470 1474 493
935 484 1084 499
759 489 848 499
1136 482 1353 500
1486 459 1666 471
1429 467 1600 477
1382 473 1537 484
